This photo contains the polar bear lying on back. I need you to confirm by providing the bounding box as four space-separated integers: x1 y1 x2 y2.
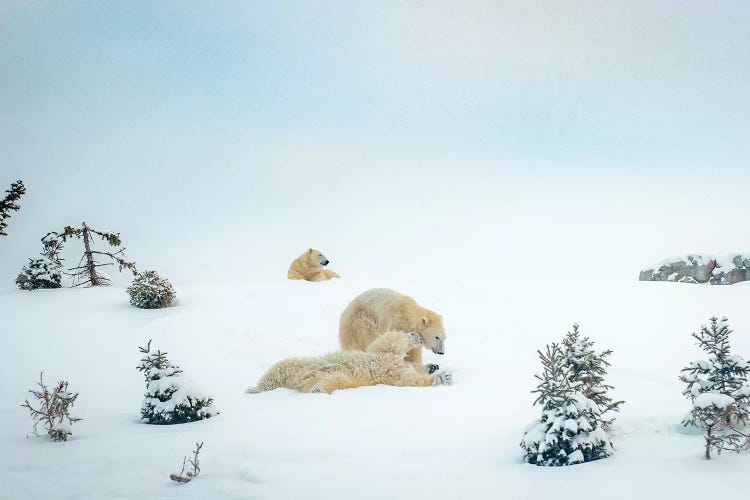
248 331 452 395
287 248 341 282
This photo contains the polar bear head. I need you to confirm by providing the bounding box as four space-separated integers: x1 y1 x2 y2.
417 311 446 355
307 248 330 266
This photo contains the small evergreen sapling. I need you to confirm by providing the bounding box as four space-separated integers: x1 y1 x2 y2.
561 324 624 430
20 372 82 442
137 340 217 425
15 257 63 290
680 317 750 459
0 180 26 236
127 270 176 309
520 343 613 466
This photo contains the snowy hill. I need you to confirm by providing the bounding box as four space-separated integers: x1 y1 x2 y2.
2 279 750 499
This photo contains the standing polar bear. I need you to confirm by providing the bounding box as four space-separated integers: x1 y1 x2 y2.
287 248 341 282
248 331 452 394
339 288 447 374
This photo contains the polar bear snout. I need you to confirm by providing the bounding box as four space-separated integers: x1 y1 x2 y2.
431 338 445 355
322 260 329 266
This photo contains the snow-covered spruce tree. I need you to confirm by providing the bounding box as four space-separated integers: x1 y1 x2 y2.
0 180 26 236
521 343 613 466
561 324 624 431
127 271 176 309
15 256 63 290
136 340 217 425
41 222 136 287
20 372 82 442
680 317 750 459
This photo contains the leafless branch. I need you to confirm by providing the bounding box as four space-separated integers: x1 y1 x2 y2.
170 442 204 484
20 372 81 441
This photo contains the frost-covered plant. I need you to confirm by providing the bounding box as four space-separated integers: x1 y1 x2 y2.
561 324 624 431
0 180 25 236
127 270 175 309
521 343 613 466
41 221 136 287
15 257 63 290
680 317 750 459
137 340 217 425
20 372 82 442
170 442 204 483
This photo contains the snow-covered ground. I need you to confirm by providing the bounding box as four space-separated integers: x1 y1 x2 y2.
2 278 750 499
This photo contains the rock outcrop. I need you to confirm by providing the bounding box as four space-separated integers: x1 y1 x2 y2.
640 254 750 285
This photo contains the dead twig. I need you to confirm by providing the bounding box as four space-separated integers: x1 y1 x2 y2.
170 442 204 484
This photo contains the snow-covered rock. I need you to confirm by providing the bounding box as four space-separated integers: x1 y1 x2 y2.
640 254 750 285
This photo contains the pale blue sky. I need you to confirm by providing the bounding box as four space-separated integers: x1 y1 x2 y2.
1 2 748 284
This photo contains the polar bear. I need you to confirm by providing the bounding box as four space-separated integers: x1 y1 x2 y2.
248 331 452 394
287 248 341 282
339 288 446 374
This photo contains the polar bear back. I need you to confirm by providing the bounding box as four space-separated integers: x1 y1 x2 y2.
339 288 423 351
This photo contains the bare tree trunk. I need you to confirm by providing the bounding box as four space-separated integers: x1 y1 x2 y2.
82 222 99 286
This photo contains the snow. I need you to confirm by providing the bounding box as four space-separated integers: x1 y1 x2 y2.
567 449 584 464
2 279 750 498
693 393 736 409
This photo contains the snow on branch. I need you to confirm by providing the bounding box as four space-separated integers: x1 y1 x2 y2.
20 372 82 442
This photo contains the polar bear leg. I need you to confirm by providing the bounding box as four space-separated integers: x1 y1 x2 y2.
306 268 340 281
248 358 307 394
404 346 435 374
404 345 422 365
425 363 440 374
308 372 362 394
432 371 453 386
339 307 379 351
395 370 452 387
248 370 283 394
305 270 328 282
394 371 440 388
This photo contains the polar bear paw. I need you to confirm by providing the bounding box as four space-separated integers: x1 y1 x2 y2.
310 386 328 394
425 363 440 374
433 371 453 386
408 331 424 347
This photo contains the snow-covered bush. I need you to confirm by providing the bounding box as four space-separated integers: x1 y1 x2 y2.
680 317 750 458
521 343 613 466
21 372 82 442
561 324 624 431
137 340 217 425
127 270 176 309
15 257 62 290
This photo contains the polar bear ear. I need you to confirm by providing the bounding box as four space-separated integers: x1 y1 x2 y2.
421 316 430 326
308 248 314 253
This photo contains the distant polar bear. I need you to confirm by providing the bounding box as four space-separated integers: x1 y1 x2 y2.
248 331 452 394
339 288 446 374
287 248 341 282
